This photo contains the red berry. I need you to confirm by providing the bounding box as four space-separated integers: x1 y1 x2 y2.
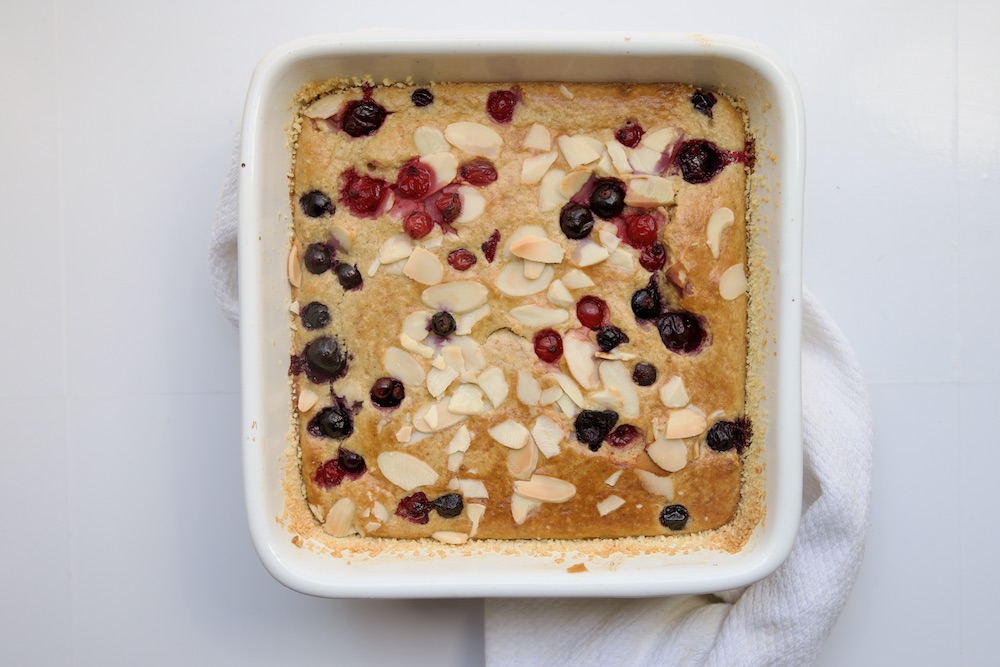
339 168 388 217
459 159 498 186
576 296 608 330
625 213 659 247
313 459 345 489
435 192 462 223
396 492 433 524
639 243 667 272
481 229 500 263
533 329 563 363
403 211 434 239
615 121 644 148
447 248 477 271
486 89 518 123
396 160 432 200
607 424 641 448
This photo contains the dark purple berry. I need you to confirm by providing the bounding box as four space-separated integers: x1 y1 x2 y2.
304 336 347 380
433 493 464 518
675 140 724 184
631 285 661 320
691 90 717 117
304 243 333 274
308 406 353 439
430 311 457 337
338 447 366 474
411 88 434 107
607 424 640 448
300 190 335 217
596 325 628 352
300 301 330 330
589 179 626 219
659 504 689 530
657 311 707 354
481 229 500 262
370 377 405 408
396 492 432 524
574 409 619 451
341 99 387 137
632 363 657 386
559 203 595 240
706 418 752 453
639 243 667 272
335 263 362 290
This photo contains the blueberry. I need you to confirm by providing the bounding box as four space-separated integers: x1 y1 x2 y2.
411 88 434 107
300 190 335 217
433 493 464 518
675 140 723 184
308 406 353 439
657 311 707 354
559 203 595 240
337 447 366 474
596 325 628 352
370 377 405 408
690 90 717 117
304 243 333 274
659 504 689 531
304 336 347 380
300 302 330 330
706 418 752 453
430 311 457 337
589 180 626 219
574 409 619 451
631 285 661 320
341 99 387 137
335 263 362 290
631 363 657 386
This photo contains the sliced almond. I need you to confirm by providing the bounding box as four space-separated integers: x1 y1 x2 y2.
595 349 637 361
547 279 575 307
507 440 539 480
402 310 432 341
476 367 509 408
422 152 459 192
513 474 576 503
538 385 563 405
593 151 615 178
538 168 568 212
402 246 444 285
503 225 548 260
455 185 486 224
449 336 486 375
383 258 407 276
557 135 602 168
561 269 595 289
605 470 623 487
377 451 439 491
287 241 302 288
329 225 352 253
523 123 551 151
450 384 486 415
488 420 530 450
496 261 554 296
599 360 639 417
421 281 489 313
447 452 464 472
707 207 735 259
596 495 626 517
289 300 300 315
628 145 663 173
454 304 490 335
640 127 678 153
625 175 675 207
372 501 390 522
719 264 748 300
455 478 488 498
413 398 466 433
659 376 689 408
666 261 689 290
414 126 451 155
596 222 621 251
383 347 426 386
559 168 593 199
665 408 708 439
559 84 574 99
509 305 569 328
426 365 459 398
467 503 486 536
441 345 467 375
297 388 318 412
395 424 413 443
571 242 610 267
607 247 636 274
303 92 345 119
516 370 541 406
552 372 586 406
447 425 472 454
521 151 559 184
590 388 622 411
379 233 414 264
523 259 545 280
636 469 675 499
531 415 564 458
511 493 542 525
563 336 600 389
555 393 579 417
605 140 633 175
432 531 469 545
444 121 502 159
510 236 565 264
323 498 356 537
647 438 688 472
400 332 435 358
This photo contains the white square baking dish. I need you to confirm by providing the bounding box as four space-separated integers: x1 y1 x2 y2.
238 32 803 598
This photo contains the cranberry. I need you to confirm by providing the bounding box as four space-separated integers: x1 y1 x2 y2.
308 406 353 439
659 504 689 531
631 284 661 320
657 311 707 353
434 192 462 223
481 229 500 263
396 160 432 200
533 329 563 363
433 493 464 518
607 424 640 448
300 302 330 330
625 213 659 248
589 179 626 219
304 336 347 381
631 363 657 386
370 377 405 408
404 211 434 239
313 459 345 489
459 159 498 186
574 410 619 451
486 89 518 123
559 203 594 240
691 90 717 118
706 418 752 453
576 296 608 330
300 190 335 217
675 140 724 184
341 99 387 137
303 243 333 274
615 121 644 148
334 263 362 290
596 325 628 352
447 248 477 272
430 311 457 337
337 447 366 474
396 492 433 524
639 243 668 272
411 88 434 107
340 169 388 217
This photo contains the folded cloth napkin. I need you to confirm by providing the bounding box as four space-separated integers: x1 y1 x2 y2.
210 137 873 667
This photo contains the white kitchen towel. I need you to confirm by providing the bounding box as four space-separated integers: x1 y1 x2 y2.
210 137 873 667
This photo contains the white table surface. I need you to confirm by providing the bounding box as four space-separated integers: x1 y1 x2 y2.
2 1 997 664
